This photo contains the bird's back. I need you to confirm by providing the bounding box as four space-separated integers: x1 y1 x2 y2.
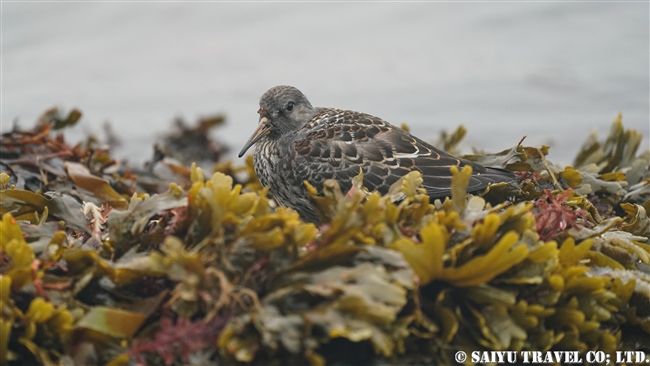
289 107 515 199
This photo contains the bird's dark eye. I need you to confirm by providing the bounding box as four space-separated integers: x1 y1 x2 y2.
286 102 294 112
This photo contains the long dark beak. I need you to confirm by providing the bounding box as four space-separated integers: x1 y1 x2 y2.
238 117 271 157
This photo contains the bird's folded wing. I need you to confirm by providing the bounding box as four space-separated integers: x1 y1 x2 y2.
292 110 506 197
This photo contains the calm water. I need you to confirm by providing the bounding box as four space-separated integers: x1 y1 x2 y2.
3 2 649 164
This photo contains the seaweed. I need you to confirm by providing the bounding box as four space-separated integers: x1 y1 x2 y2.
0 110 648 365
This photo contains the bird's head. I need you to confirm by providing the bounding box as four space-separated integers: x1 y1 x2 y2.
238 85 315 157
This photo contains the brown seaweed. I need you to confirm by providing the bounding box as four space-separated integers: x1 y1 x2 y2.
0 110 648 365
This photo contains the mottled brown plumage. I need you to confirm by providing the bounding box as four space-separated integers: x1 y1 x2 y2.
239 86 515 223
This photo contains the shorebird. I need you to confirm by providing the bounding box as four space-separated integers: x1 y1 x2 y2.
239 85 515 223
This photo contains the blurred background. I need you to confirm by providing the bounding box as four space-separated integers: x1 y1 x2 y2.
3 2 649 164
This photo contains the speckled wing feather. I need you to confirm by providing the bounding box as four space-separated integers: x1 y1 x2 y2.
292 108 514 198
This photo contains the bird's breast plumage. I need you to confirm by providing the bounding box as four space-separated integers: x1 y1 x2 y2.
252 136 321 223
